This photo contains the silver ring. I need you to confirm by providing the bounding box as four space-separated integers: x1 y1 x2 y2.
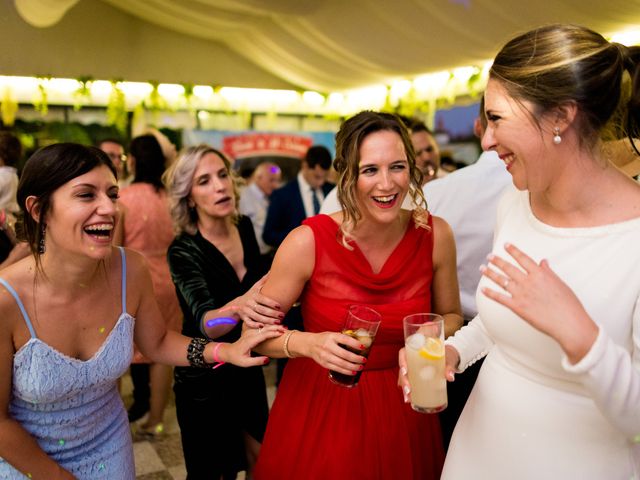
503 278 510 289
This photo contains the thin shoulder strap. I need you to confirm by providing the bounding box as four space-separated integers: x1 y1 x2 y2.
0 277 37 338
118 247 127 315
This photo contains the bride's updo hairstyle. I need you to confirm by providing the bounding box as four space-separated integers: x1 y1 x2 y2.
489 24 640 153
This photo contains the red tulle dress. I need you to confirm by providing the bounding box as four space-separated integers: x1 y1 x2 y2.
255 214 444 480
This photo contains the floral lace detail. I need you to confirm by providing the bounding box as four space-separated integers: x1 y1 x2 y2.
0 314 136 479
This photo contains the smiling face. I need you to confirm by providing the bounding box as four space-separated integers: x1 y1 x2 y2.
42 164 119 259
189 152 235 221
356 130 410 224
482 78 558 192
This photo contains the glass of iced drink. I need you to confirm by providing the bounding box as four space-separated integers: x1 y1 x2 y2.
403 313 447 413
329 305 381 388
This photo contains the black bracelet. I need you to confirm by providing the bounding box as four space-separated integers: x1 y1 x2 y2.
186 337 214 369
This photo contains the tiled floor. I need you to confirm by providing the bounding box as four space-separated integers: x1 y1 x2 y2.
122 363 277 480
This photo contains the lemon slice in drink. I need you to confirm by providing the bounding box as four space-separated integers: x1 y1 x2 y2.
418 338 444 360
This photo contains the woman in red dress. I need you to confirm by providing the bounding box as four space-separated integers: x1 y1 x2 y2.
253 111 463 480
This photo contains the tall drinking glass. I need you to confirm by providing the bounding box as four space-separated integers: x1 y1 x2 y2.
403 313 447 413
329 305 381 388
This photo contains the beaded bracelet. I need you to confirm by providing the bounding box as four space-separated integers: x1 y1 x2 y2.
283 330 296 358
186 337 215 369
212 342 226 369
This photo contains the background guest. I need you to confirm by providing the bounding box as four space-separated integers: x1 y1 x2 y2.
165 145 284 479
114 134 182 436
98 138 131 187
239 161 281 258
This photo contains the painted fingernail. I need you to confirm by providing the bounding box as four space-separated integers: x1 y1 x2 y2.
263 358 270 365
275 320 282 325
403 385 411 395
359 365 365 371
360 344 366 350
362 357 367 363
352 371 358 375
400 367 407 376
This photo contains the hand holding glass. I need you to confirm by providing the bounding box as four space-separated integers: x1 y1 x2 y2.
403 313 447 413
329 305 381 388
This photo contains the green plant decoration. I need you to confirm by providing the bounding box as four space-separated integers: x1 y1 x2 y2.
106 81 128 134
1 88 18 126
145 82 169 112
33 77 50 116
72 76 93 111
182 83 194 112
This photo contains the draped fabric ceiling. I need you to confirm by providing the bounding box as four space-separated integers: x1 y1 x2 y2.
12 0 640 94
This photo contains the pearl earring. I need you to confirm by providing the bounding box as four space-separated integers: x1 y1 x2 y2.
553 127 562 145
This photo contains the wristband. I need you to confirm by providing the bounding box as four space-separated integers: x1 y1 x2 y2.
212 342 226 369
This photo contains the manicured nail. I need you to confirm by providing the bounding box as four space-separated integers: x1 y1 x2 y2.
360 344 366 350
359 365 365 371
400 367 407 376
263 358 270 365
362 357 367 363
275 320 282 325
352 371 358 375
403 385 411 396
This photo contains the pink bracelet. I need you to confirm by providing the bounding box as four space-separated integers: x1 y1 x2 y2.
212 342 226 369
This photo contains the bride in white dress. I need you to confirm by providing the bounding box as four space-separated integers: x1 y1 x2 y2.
401 24 640 479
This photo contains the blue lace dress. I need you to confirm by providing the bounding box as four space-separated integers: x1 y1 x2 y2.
0 247 135 479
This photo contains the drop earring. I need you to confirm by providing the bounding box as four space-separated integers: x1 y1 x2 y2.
38 224 46 254
553 127 562 145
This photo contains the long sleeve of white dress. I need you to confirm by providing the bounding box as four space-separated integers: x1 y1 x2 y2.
561 301 640 440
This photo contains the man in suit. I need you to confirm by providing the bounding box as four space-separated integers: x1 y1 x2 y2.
263 144 333 383
263 145 333 248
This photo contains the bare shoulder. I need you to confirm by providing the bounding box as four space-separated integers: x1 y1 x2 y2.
271 225 315 277
0 258 35 336
431 215 454 242
117 246 149 274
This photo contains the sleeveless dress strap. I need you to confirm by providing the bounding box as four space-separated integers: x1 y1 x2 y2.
0 277 37 338
118 246 127 315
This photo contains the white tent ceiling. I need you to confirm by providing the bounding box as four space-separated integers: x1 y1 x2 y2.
7 0 640 93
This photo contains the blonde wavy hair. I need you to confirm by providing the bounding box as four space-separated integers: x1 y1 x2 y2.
163 144 240 235
333 111 429 249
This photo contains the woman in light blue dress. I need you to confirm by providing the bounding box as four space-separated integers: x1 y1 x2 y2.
0 143 283 479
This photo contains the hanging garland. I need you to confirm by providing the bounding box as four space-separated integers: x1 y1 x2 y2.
72 76 93 111
106 80 128 134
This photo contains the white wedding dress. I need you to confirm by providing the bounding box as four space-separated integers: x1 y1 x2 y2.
442 188 640 480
